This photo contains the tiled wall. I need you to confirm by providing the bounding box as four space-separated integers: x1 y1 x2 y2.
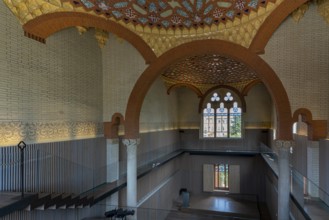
261 3 329 120
102 33 148 121
0 1 103 146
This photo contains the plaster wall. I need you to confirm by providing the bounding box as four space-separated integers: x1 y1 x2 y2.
140 77 179 132
183 155 266 200
177 83 273 129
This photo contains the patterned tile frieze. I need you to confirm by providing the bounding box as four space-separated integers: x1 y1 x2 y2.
0 121 103 146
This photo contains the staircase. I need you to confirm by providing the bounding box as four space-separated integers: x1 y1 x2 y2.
0 181 122 217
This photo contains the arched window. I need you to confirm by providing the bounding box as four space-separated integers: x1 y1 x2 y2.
202 90 242 138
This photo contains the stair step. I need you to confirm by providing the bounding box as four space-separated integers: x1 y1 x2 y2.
26 193 51 211
56 193 73 209
0 192 37 217
76 195 94 208
44 193 64 210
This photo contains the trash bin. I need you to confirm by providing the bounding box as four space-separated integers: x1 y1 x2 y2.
182 191 190 208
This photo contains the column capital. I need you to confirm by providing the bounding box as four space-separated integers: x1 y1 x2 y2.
275 140 294 150
107 138 119 144
122 138 140 148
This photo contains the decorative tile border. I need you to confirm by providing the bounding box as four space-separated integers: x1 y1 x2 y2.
0 121 103 146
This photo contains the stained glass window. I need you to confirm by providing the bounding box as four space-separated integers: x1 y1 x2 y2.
203 103 215 137
202 90 242 138
216 102 228 137
229 102 242 138
214 164 229 190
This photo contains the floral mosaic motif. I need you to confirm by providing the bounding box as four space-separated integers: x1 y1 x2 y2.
70 0 276 29
0 121 103 145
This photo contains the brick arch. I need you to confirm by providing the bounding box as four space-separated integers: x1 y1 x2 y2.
23 12 157 64
249 0 309 53
292 108 327 141
125 40 293 140
292 108 313 125
104 113 125 139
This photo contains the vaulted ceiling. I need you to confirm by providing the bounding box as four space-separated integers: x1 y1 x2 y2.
162 54 259 95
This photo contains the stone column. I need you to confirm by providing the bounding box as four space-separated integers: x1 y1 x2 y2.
123 138 140 208
106 138 120 208
276 140 293 220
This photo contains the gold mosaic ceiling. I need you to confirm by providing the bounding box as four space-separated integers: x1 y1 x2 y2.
162 54 259 94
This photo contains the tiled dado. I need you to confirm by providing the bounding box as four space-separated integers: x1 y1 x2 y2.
0 121 103 146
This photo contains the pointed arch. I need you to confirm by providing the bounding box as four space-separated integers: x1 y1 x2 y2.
167 83 203 98
241 80 262 96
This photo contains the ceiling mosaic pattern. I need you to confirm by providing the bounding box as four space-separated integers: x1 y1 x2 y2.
162 54 258 85
69 0 276 29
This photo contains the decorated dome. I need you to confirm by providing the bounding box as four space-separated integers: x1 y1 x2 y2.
70 0 276 29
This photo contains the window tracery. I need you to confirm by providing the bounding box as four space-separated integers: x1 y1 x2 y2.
202 90 242 138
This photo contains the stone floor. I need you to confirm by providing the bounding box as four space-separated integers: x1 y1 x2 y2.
168 194 261 220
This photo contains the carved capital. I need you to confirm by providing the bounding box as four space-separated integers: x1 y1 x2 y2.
275 140 294 151
122 138 140 147
275 140 294 161
123 139 139 159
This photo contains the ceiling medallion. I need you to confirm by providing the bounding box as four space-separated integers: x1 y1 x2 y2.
68 0 276 29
